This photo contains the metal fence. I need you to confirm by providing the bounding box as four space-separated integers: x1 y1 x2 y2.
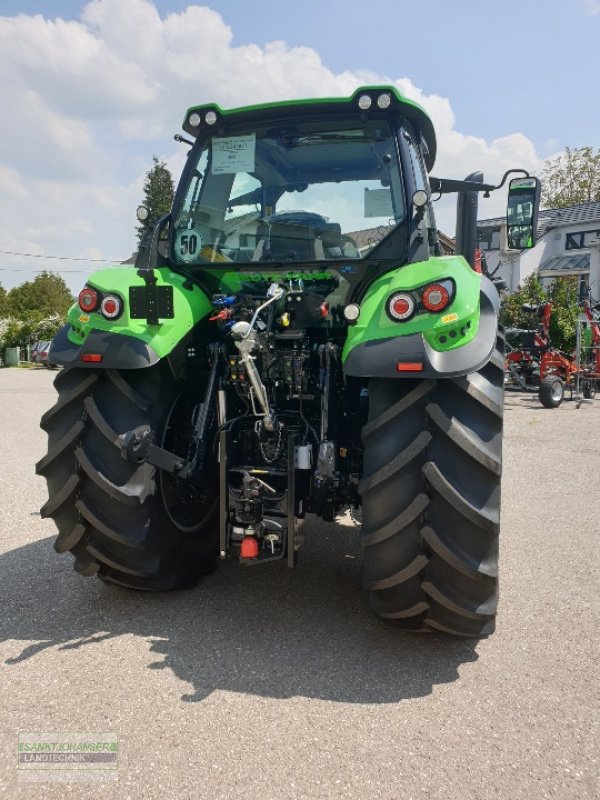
1 344 32 366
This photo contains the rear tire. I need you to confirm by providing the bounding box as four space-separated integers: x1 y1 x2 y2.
582 379 597 400
539 375 565 408
359 333 504 637
37 364 219 590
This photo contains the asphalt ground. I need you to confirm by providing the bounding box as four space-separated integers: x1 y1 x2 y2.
0 367 598 800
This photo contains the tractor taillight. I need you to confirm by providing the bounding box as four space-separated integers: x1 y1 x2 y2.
421 283 451 313
396 362 424 372
78 287 98 313
387 292 415 321
100 295 122 320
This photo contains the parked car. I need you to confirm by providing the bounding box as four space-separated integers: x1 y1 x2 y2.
30 341 44 364
32 340 57 368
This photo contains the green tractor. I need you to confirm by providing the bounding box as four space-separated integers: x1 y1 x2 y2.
37 86 540 637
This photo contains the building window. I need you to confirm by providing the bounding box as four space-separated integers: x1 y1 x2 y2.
478 226 501 251
565 229 600 249
578 274 590 300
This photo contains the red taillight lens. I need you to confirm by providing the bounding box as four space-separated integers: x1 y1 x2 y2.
100 295 122 320
396 362 424 372
421 283 451 313
78 287 98 312
81 354 103 363
387 292 415 321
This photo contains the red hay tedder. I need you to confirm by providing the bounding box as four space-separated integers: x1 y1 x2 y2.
504 300 600 407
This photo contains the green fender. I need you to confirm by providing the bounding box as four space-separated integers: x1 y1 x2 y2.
342 255 500 379
50 267 218 369
65 267 212 357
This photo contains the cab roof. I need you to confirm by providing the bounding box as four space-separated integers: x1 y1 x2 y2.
182 85 437 171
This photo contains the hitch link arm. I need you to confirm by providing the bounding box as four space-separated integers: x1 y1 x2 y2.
119 344 222 477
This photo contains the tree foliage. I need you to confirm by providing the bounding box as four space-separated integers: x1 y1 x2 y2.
5 271 74 321
546 276 579 352
500 274 579 351
541 146 600 209
0 272 72 354
136 156 175 246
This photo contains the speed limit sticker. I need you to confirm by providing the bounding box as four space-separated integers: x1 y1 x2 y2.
175 228 203 262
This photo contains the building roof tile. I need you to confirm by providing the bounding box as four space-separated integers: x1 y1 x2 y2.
478 200 600 238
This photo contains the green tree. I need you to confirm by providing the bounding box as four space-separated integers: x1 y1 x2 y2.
547 277 579 352
500 274 579 352
499 274 546 330
137 156 174 246
6 271 74 320
541 146 600 208
0 319 23 349
0 283 6 318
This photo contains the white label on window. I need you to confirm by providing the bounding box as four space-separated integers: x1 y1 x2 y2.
364 187 393 218
176 228 203 262
211 134 256 174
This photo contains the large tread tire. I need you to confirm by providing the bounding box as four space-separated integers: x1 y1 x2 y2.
359 333 504 637
37 364 219 590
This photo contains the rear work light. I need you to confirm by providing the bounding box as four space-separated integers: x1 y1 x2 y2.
421 282 451 313
387 292 416 321
343 303 361 323
78 287 98 313
100 295 123 320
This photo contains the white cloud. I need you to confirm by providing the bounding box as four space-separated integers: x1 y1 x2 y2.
0 165 29 199
0 0 545 291
586 0 600 14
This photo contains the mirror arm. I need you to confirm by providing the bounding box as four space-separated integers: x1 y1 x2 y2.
492 169 532 191
430 169 533 197
429 177 497 195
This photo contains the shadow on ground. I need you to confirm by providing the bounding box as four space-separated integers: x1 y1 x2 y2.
1 522 479 703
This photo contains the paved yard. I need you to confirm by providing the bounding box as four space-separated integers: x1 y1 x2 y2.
0 367 598 799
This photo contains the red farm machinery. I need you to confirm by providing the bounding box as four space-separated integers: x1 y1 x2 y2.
505 299 600 407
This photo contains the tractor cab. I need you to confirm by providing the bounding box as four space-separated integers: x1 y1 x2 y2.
163 87 438 311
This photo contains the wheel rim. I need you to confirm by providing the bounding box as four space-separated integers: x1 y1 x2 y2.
159 390 218 533
551 381 563 402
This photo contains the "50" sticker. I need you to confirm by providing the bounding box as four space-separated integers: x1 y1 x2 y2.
176 229 202 262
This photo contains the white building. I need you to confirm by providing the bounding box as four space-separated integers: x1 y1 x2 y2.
477 200 600 301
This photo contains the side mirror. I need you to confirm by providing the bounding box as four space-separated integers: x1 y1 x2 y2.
506 177 540 250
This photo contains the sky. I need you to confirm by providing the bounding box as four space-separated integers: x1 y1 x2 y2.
0 0 597 292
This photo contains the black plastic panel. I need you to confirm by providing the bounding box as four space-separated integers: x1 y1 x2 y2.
129 285 174 319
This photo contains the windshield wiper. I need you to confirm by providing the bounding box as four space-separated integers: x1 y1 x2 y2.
287 133 387 146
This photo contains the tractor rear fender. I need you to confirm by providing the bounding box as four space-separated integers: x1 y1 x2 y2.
49 267 212 370
342 255 500 379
